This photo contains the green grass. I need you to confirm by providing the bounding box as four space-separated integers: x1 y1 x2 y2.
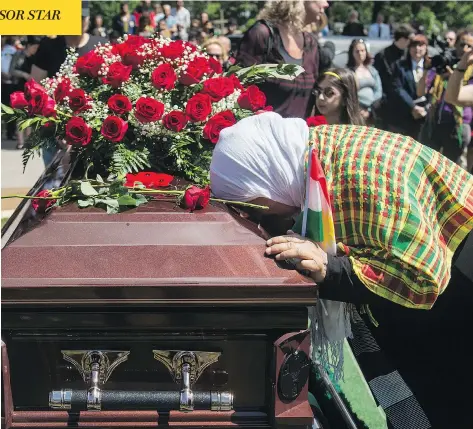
1 217 9 228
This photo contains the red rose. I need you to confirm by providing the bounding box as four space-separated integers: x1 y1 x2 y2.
108 94 132 115
76 51 104 78
134 97 164 123
182 185 211 211
31 189 56 213
160 41 185 60
124 35 148 48
151 63 177 90
208 56 223 75
203 110 237 144
162 110 188 132
65 117 92 146
237 85 267 111
306 115 328 127
24 80 44 100
185 93 212 122
125 172 174 188
54 78 71 102
101 116 128 142
10 91 28 109
28 90 56 117
68 89 92 113
102 62 133 89
179 57 210 86
229 74 243 90
122 47 145 70
201 77 234 102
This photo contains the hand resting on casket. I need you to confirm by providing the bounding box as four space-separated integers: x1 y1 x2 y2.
265 231 328 283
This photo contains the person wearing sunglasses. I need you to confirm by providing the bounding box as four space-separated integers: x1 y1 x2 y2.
202 38 228 70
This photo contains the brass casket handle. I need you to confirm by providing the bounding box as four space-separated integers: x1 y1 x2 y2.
49 350 233 412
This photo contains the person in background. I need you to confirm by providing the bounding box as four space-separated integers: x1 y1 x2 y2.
153 2 165 27
374 24 414 129
236 0 330 119
187 29 204 46
419 31 473 169
202 21 215 39
342 10 365 37
347 39 382 124
173 23 188 41
368 13 390 39
200 12 210 28
314 68 365 125
1 36 18 140
226 18 240 36
91 15 107 38
445 30 457 49
388 34 428 138
112 2 136 36
157 19 172 39
175 0 190 33
133 1 156 30
31 9 107 167
138 15 154 37
203 38 228 70
9 36 41 149
162 4 177 37
109 30 121 45
191 18 200 30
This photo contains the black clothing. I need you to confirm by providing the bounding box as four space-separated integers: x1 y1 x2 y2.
10 51 36 90
373 43 405 97
342 22 365 37
34 35 107 77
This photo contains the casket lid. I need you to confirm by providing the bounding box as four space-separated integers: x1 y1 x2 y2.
2 201 316 307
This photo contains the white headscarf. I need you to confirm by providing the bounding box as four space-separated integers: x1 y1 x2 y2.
210 112 309 208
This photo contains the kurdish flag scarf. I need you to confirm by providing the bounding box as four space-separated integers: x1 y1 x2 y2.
295 146 352 381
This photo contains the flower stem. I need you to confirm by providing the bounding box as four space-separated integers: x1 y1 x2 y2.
1 195 57 200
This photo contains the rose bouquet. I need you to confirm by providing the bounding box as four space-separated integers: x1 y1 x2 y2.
1 35 302 213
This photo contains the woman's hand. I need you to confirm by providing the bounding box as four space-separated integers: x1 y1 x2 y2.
265 232 328 283
458 47 473 69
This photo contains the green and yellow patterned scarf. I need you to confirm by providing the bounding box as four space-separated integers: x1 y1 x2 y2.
309 125 473 309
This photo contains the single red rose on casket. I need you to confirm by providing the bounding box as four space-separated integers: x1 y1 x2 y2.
102 62 133 89
101 116 128 142
68 89 92 113
151 63 177 90
203 110 236 144
255 106 274 115
24 80 44 101
179 57 210 86
237 85 266 111
28 90 56 117
134 97 164 123
10 91 28 109
31 189 56 213
182 185 211 211
185 93 212 122
201 77 234 102
306 115 328 127
162 110 188 132
54 78 71 102
76 51 104 78
208 56 223 75
125 172 174 188
160 41 186 60
108 94 132 115
65 117 92 146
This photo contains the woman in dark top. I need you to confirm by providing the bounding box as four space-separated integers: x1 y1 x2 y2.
235 0 330 119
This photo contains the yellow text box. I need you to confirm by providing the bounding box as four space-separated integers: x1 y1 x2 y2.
0 0 82 35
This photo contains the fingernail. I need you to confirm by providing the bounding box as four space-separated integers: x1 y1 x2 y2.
275 254 281 260
265 248 271 254
266 239 272 245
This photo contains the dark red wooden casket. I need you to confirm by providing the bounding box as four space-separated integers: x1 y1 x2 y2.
1 197 317 429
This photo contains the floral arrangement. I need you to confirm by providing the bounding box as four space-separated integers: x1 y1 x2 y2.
1 35 302 214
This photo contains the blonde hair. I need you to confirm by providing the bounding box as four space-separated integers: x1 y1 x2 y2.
258 0 306 31
202 38 228 62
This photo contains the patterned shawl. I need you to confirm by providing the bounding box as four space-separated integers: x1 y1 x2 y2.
309 125 473 309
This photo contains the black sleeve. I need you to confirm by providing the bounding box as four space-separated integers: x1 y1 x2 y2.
318 42 334 73
33 38 51 73
318 254 384 305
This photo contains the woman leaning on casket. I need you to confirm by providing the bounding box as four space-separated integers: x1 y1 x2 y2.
210 111 473 428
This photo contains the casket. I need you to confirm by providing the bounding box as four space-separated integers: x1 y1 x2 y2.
1 176 317 428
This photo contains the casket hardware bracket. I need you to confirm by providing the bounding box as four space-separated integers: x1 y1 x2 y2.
153 350 232 412
50 350 130 411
